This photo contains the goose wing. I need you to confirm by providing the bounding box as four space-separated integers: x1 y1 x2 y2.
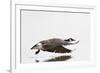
43 45 72 53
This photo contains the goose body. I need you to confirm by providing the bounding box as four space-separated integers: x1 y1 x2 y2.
31 38 79 55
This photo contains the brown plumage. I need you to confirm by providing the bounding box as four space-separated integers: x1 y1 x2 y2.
31 38 79 54
42 45 71 53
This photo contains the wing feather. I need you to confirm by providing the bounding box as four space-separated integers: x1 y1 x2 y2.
42 46 72 53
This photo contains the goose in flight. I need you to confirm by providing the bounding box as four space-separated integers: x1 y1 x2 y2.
31 38 79 55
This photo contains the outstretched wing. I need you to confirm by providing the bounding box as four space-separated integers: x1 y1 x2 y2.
42 46 72 53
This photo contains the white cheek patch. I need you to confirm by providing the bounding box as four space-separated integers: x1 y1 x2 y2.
37 43 42 49
38 43 42 46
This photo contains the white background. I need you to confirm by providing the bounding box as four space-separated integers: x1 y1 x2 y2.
21 10 90 63
0 0 100 73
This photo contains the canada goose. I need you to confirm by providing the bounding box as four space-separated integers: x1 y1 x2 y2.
31 38 79 55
